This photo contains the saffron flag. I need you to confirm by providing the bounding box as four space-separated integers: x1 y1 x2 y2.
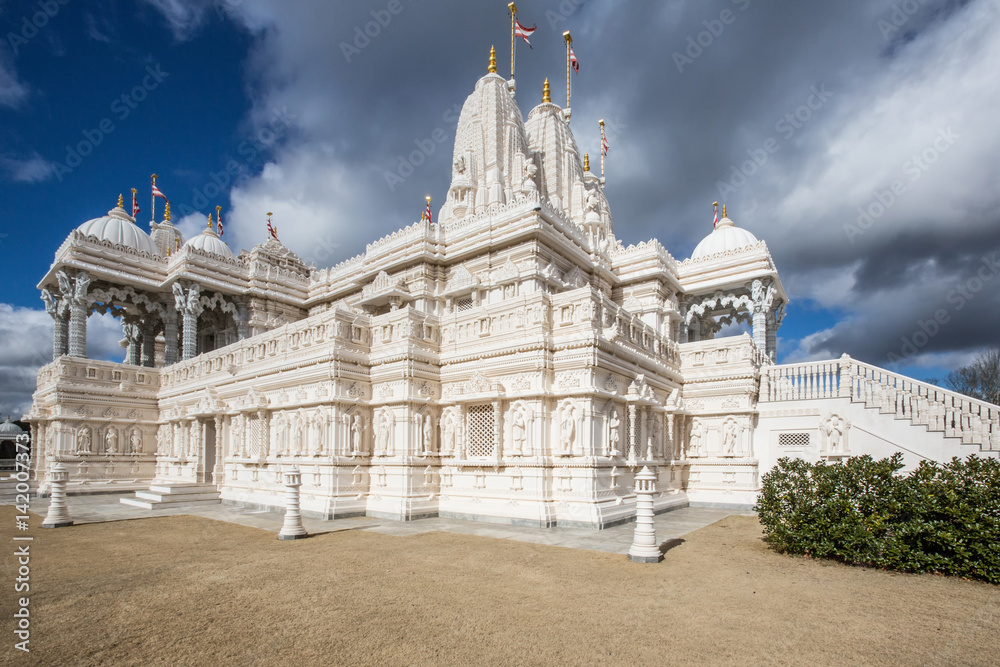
713 202 719 228
570 46 579 73
152 182 168 201
601 130 609 157
217 211 224 237
131 190 140 218
267 214 277 240
424 199 433 224
515 19 536 48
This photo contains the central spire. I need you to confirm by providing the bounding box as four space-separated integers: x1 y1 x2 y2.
488 45 497 74
542 78 551 103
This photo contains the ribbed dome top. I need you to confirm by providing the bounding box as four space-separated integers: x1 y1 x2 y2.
690 216 759 259
439 72 532 223
76 206 158 256
0 416 25 440
184 227 234 259
525 100 586 219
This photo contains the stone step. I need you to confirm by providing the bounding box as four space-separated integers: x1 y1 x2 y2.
121 482 220 510
135 490 221 503
120 497 221 510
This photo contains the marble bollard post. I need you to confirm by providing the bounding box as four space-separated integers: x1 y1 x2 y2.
627 466 662 563
42 462 73 528
278 465 307 540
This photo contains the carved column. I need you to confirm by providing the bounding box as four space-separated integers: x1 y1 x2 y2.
751 279 775 356
123 319 141 366
67 271 91 358
140 319 157 367
163 305 179 366
43 289 70 359
493 400 502 460
627 404 638 461
173 283 203 361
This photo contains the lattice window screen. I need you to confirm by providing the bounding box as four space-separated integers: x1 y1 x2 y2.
249 415 263 457
778 432 810 447
456 297 474 312
466 404 495 457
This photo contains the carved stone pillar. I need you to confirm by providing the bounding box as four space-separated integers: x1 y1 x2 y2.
43 289 70 359
752 310 767 354
627 404 638 461
67 271 91 358
140 320 157 367
163 305 179 366
173 283 203 361
123 319 141 366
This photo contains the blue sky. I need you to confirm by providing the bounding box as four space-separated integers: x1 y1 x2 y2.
2 0 998 416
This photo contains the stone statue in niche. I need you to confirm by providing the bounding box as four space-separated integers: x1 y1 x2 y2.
722 419 740 456
422 414 433 454
130 430 142 455
376 413 392 456
559 406 577 455
443 414 456 455
104 427 117 455
688 419 704 458
189 424 200 458
512 408 527 455
823 415 849 454
608 409 621 456
76 426 92 455
350 415 362 454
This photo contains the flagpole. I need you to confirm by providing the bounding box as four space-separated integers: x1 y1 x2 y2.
509 3 517 82
599 119 605 180
563 31 572 119
151 173 157 223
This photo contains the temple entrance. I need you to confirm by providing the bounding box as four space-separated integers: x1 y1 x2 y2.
201 420 217 484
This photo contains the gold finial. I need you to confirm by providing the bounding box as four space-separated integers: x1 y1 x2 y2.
488 45 497 73
207 213 213 229
151 173 157 183
542 77 551 103
723 205 727 218
117 194 124 208
508 2 516 13
131 187 137 195
164 201 171 221
583 153 590 172
425 195 432 204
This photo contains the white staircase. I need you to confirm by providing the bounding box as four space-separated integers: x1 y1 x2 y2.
760 355 1000 457
120 483 221 510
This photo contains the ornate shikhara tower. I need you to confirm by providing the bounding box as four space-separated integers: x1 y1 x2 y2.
28 48 995 526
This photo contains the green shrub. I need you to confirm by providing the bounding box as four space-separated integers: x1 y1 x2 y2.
755 454 1000 584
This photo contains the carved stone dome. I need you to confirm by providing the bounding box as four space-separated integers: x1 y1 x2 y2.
0 416 25 441
76 206 158 256
690 215 759 259
184 226 234 259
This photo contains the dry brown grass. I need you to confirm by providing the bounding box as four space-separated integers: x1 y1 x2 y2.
2 506 998 666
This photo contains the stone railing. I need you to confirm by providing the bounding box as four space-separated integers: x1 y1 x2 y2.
761 355 1000 450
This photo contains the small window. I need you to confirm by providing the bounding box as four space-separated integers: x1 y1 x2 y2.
778 432 810 447
466 404 495 458
112 371 122 381
456 297 474 312
87 368 97 378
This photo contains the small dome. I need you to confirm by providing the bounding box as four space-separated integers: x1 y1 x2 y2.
76 206 158 255
690 215 759 259
0 416 25 441
184 226 234 259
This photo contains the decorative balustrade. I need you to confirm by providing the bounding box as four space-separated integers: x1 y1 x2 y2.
761 355 1000 450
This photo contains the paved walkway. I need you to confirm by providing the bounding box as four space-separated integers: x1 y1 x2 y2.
22 494 755 555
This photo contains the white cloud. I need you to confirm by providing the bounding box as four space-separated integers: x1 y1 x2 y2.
140 0 216 41
0 60 28 108
0 304 130 418
0 153 57 183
